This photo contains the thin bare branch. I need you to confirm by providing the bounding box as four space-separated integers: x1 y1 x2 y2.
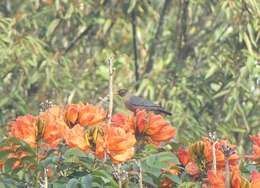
131 8 140 87
107 57 114 125
145 0 172 74
63 24 95 55
44 168 48 188
136 160 143 188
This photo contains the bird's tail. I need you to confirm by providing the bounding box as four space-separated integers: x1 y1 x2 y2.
156 108 172 116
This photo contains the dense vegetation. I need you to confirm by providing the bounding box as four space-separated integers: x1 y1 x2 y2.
0 0 259 187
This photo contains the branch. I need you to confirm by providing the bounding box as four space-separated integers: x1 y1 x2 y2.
175 0 189 62
209 132 218 174
131 8 140 87
145 0 171 74
221 144 234 188
107 57 114 125
212 141 217 174
62 0 111 56
63 24 94 55
44 168 48 188
136 160 143 188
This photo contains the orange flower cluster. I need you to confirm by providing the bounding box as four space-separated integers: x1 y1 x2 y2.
203 166 241 188
176 137 242 187
202 138 240 168
65 103 106 128
3 103 175 166
111 110 176 146
160 134 260 188
204 167 260 188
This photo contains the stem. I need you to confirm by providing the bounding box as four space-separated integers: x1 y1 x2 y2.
224 157 230 188
117 164 122 188
34 141 40 187
44 168 48 188
212 141 217 174
107 57 113 125
137 160 143 188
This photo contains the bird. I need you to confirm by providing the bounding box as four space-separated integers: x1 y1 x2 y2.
117 89 172 115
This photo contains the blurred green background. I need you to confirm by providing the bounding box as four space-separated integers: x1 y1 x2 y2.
0 0 259 151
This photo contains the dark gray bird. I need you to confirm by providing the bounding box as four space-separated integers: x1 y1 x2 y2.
117 89 172 115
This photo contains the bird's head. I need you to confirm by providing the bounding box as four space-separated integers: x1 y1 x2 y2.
117 89 128 97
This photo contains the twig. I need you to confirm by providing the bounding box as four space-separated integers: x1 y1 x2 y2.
175 0 189 63
212 141 217 174
118 164 122 188
62 2 109 56
224 156 230 188
145 0 171 74
112 164 122 188
209 132 217 174
63 24 94 55
107 57 114 125
131 8 140 87
44 168 48 188
221 144 234 188
136 160 143 188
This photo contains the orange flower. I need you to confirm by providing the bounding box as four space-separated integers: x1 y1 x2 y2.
185 161 200 176
39 107 66 148
251 171 260 188
135 110 149 134
111 113 134 133
249 145 260 161
64 124 89 152
206 167 241 188
178 147 190 166
105 126 136 163
10 115 37 147
95 133 106 160
78 104 107 127
231 165 241 188
250 134 260 146
65 104 80 128
207 170 225 188
246 134 260 161
135 110 176 144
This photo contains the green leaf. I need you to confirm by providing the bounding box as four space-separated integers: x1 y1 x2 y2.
80 175 93 188
46 19 60 39
0 150 11 160
64 148 88 158
4 158 18 173
127 0 137 13
205 64 218 79
8 137 35 156
66 178 79 188
143 174 157 187
213 89 230 99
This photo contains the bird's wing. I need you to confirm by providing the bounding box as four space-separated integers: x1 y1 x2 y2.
128 96 160 108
